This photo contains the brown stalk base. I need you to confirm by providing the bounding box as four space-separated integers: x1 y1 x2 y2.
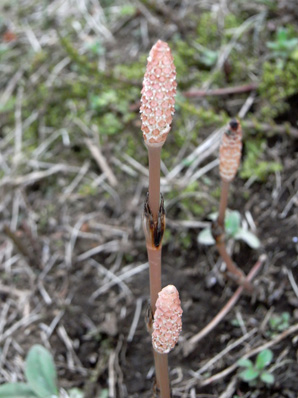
212 221 252 291
153 378 172 398
146 305 172 398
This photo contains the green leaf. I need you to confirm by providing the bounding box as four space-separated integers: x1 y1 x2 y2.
234 229 261 249
256 349 273 370
237 358 253 368
197 227 215 245
68 388 84 398
0 383 38 398
282 312 290 323
120 5 136 16
207 212 218 221
239 367 259 382
260 371 275 384
25 345 58 398
225 211 241 236
277 28 288 43
98 389 109 398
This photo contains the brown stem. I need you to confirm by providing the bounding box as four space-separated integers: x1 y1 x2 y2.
147 245 162 314
145 144 170 398
217 180 230 227
148 146 162 221
185 255 265 355
153 352 171 398
215 177 252 289
146 244 171 397
212 220 252 291
147 245 170 398
216 241 252 291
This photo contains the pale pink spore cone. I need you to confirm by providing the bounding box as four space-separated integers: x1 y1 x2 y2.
140 40 176 146
152 285 182 354
219 120 242 182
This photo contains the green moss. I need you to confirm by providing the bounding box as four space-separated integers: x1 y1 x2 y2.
240 139 283 181
162 229 172 245
78 182 98 196
98 113 122 136
196 13 218 47
180 232 192 249
114 58 146 81
211 186 221 199
0 96 16 112
176 98 228 140
224 13 244 31
260 59 298 119
172 40 197 77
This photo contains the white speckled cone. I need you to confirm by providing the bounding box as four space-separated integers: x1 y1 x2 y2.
219 120 242 182
140 40 176 146
152 285 182 354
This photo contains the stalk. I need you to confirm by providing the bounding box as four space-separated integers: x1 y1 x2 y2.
145 144 170 397
217 180 230 228
148 146 162 222
140 40 177 398
147 244 162 314
215 238 252 291
214 119 250 288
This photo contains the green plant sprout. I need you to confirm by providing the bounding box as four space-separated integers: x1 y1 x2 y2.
269 312 291 334
193 42 218 67
267 27 298 62
198 209 261 249
0 345 84 398
238 349 275 386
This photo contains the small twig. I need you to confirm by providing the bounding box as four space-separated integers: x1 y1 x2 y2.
108 351 116 398
183 83 259 98
191 328 257 377
243 120 298 139
88 262 149 301
85 138 117 187
218 375 238 398
0 164 79 187
0 314 42 343
286 268 298 298
199 322 298 387
127 298 143 342
0 68 24 106
3 225 40 269
14 86 24 163
184 255 265 355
